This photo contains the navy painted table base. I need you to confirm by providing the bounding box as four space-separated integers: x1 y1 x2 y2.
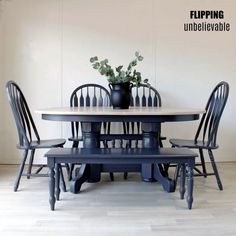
70 122 177 193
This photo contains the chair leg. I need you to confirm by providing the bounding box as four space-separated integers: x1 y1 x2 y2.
159 139 163 148
65 163 70 177
109 172 114 181
124 172 128 180
174 164 181 184
163 164 170 177
199 148 207 178
73 141 79 148
27 149 35 179
208 150 223 190
59 164 67 192
69 164 75 181
14 149 28 192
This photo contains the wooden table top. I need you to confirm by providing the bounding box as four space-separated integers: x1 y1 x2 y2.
36 107 205 116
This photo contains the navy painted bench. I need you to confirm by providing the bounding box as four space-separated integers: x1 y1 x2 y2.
45 147 197 210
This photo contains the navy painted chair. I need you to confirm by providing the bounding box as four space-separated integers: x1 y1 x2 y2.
6 81 68 192
169 81 229 190
68 83 113 180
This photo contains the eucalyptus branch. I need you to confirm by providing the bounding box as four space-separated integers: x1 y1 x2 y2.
90 51 148 86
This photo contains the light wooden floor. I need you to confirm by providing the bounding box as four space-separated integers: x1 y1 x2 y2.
0 163 236 236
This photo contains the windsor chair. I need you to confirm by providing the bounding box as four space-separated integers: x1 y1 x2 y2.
6 81 68 193
170 81 229 190
68 83 113 180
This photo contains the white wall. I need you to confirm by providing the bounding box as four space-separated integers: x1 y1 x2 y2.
0 0 235 164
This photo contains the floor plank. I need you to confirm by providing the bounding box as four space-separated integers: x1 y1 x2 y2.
0 163 236 236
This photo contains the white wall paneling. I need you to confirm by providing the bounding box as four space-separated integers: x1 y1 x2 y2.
0 0 235 164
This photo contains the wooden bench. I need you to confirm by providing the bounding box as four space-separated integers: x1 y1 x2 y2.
45 147 197 210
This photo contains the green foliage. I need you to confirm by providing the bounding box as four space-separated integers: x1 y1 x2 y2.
90 51 149 86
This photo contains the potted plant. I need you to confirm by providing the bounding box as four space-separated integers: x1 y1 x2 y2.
90 51 148 109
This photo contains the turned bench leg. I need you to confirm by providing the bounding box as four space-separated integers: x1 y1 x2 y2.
48 159 56 211
49 166 56 210
55 164 60 201
179 161 194 209
187 164 194 210
180 163 186 200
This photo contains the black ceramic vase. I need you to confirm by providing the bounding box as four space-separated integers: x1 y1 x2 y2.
109 82 133 109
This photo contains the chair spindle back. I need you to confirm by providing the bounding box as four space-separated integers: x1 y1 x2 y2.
70 83 111 141
194 81 229 148
6 81 40 148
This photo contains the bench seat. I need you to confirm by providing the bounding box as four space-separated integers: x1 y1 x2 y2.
45 147 197 210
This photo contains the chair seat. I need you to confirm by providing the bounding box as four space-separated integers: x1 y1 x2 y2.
68 136 82 142
169 138 218 150
160 136 166 140
17 139 66 149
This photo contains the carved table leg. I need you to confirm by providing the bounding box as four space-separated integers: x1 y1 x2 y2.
142 123 160 182
142 122 176 192
59 164 67 192
153 163 176 192
70 164 90 194
70 122 101 193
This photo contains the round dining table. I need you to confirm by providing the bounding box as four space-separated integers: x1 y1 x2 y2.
36 106 204 193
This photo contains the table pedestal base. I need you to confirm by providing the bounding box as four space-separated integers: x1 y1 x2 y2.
70 122 176 193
